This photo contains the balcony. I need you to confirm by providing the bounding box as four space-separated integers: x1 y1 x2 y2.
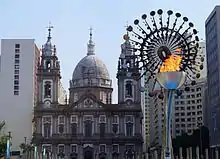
32 133 143 144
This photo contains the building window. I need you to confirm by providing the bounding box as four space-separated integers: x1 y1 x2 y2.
15 44 20 48
84 116 93 137
14 91 19 95
14 65 19 69
112 144 119 153
44 82 51 98
15 49 20 53
14 59 20 64
14 75 19 79
125 81 133 97
125 145 135 159
57 144 65 158
99 115 106 137
112 115 119 134
125 115 134 136
14 85 19 90
14 69 19 74
99 144 106 153
14 54 20 58
58 115 65 134
70 144 77 159
45 60 51 70
70 144 77 153
42 144 52 157
42 116 52 138
14 80 19 85
70 115 78 136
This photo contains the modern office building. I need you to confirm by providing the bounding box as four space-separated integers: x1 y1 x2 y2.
0 39 41 150
173 78 206 137
173 41 207 137
205 5 220 147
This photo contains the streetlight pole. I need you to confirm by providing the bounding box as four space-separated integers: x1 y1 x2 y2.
6 131 12 159
24 137 27 159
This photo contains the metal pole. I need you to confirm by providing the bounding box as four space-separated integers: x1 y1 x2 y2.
164 90 173 159
199 127 204 159
6 132 11 159
24 137 27 159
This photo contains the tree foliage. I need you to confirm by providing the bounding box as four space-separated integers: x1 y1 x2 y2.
172 126 210 158
0 121 7 157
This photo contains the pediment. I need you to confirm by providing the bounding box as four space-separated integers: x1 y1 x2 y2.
69 93 105 109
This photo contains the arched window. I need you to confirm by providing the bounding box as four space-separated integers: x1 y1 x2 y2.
70 115 78 136
58 116 65 134
42 116 52 138
99 115 106 137
84 116 93 137
112 115 119 134
125 81 133 97
125 115 134 136
126 60 131 68
125 145 135 159
44 82 51 98
45 60 51 70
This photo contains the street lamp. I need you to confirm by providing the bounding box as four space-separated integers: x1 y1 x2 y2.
6 131 12 159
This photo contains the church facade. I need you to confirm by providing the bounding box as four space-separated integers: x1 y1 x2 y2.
32 28 143 159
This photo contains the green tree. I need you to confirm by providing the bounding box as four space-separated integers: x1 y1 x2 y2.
20 142 34 158
0 121 7 157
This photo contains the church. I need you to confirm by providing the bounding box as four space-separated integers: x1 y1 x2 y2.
32 27 143 159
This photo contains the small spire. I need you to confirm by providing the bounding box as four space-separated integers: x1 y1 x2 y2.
123 21 130 41
47 22 54 40
89 27 93 41
42 22 54 56
87 27 95 56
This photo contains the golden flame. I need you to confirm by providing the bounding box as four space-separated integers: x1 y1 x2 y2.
160 55 182 72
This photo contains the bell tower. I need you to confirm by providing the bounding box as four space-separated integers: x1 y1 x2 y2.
37 24 61 107
117 33 141 104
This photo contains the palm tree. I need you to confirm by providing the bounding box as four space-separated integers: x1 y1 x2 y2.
0 121 5 132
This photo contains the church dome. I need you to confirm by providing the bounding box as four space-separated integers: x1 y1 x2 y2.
72 54 110 80
70 29 112 88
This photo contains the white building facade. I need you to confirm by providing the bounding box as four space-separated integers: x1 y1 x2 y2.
0 39 41 151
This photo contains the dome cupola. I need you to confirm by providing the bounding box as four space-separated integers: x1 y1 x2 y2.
70 28 112 88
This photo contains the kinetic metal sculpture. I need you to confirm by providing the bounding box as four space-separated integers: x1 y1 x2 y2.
126 9 204 159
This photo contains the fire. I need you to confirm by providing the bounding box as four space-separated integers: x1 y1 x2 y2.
160 55 182 72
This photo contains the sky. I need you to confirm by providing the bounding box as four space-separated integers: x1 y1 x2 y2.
0 0 219 103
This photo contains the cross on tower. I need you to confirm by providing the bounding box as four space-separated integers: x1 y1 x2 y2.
47 22 54 38
124 21 129 33
89 27 93 40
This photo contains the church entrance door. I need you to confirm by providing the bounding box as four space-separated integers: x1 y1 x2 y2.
84 150 93 159
83 146 93 159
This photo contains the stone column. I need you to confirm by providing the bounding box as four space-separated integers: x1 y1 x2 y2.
79 116 83 134
215 148 218 159
154 150 158 159
179 147 183 159
196 146 200 159
186 148 190 159
145 152 149 159
189 147 193 159
205 149 209 159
